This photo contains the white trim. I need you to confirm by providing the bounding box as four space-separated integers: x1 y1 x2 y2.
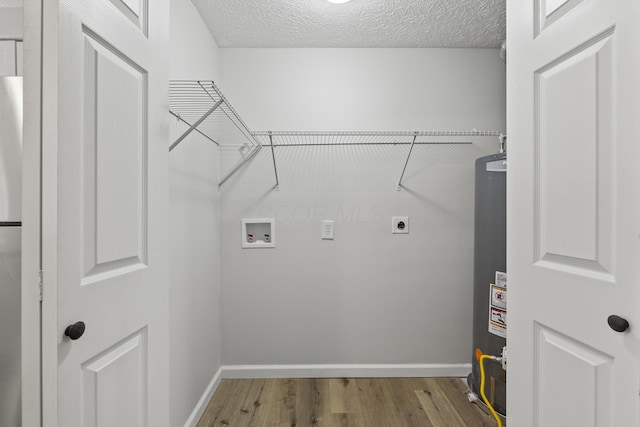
41 0 60 426
183 367 223 427
221 363 472 379
21 1 43 426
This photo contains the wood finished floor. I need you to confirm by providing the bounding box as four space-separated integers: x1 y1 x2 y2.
196 377 505 427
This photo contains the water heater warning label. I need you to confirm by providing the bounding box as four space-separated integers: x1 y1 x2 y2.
490 285 507 309
488 283 507 338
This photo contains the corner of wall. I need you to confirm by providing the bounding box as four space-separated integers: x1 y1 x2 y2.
170 0 221 81
169 0 223 425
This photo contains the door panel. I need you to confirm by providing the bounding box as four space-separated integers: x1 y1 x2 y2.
82 30 147 280
508 0 640 425
52 0 169 426
536 0 584 35
106 0 147 34
82 329 147 427
535 31 614 275
535 324 613 427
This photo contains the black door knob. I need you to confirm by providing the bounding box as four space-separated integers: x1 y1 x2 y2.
64 321 86 340
607 315 629 333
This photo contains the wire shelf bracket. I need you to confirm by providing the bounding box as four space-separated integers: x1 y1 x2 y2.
169 98 223 152
268 132 280 191
218 144 263 189
169 80 263 188
397 133 418 191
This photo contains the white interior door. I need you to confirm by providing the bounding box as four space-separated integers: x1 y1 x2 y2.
508 0 640 425
45 1 170 426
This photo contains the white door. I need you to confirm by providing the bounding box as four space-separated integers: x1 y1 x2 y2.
508 0 640 425
43 0 170 426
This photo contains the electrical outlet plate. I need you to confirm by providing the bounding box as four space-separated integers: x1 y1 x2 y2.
392 216 409 234
322 220 334 240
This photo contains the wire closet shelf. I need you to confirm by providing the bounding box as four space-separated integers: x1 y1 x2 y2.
253 130 502 147
168 80 505 190
254 131 505 190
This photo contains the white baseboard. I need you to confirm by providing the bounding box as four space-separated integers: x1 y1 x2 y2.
183 366 223 427
221 363 472 379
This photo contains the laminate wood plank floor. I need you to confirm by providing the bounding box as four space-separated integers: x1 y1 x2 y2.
196 378 506 427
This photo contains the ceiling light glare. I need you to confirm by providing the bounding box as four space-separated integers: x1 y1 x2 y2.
327 0 351 3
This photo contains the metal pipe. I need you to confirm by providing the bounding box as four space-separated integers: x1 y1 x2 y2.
169 98 223 152
269 132 280 190
397 133 418 190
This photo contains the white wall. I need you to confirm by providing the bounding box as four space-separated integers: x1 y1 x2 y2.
220 49 503 132
0 6 23 39
218 48 505 366
169 0 222 425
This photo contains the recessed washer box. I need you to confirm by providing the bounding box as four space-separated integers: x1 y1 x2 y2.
242 218 275 248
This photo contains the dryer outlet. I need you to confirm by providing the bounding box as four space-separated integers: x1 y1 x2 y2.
392 216 409 234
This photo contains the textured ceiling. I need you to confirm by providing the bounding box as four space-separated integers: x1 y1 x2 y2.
191 0 506 48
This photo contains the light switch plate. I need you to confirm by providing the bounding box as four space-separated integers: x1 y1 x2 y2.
392 216 409 234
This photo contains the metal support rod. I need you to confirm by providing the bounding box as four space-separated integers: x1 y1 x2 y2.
169 98 223 152
218 145 263 188
269 132 280 190
169 111 219 146
397 133 418 190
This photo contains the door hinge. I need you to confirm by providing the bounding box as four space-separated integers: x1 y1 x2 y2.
38 270 43 301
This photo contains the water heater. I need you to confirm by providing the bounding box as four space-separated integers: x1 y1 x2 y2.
467 152 507 416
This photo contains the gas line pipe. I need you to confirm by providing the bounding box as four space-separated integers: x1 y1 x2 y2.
476 348 504 427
